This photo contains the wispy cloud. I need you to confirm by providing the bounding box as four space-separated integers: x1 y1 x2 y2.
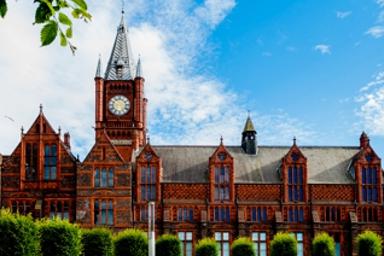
314 44 331 54
378 0 384 8
356 71 384 135
0 0 316 158
366 26 384 38
336 11 352 19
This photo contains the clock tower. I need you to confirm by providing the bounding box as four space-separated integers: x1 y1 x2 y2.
94 12 147 159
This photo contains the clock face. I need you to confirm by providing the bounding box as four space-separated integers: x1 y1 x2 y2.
108 95 130 116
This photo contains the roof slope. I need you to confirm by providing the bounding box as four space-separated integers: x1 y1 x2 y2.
152 145 360 184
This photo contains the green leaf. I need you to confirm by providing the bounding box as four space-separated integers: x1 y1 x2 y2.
71 8 80 18
35 3 52 24
65 26 72 38
59 32 67 46
58 12 72 26
0 0 7 18
70 0 87 10
40 20 58 46
40 0 55 15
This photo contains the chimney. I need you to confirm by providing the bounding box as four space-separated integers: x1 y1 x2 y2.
64 132 71 150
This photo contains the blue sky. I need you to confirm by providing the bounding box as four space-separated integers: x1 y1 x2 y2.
0 0 383 158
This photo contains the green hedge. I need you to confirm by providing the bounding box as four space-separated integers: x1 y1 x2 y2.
39 217 82 256
195 238 218 256
113 229 148 256
0 208 40 256
82 228 113 256
231 237 255 256
156 234 181 256
312 232 335 256
356 231 382 256
270 233 297 256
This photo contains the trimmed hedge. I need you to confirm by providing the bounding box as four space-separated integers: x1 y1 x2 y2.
356 231 382 256
270 233 297 256
195 238 218 256
156 234 181 256
113 229 148 256
82 228 113 256
312 232 335 256
231 237 255 256
0 208 40 256
39 217 82 256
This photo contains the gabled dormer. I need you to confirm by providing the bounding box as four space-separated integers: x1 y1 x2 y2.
353 132 382 204
135 142 162 203
209 138 234 203
281 138 308 203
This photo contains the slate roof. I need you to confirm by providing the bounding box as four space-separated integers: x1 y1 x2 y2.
104 13 135 80
151 145 360 184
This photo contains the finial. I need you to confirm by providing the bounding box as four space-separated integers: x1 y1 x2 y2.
293 136 296 145
147 135 150 145
39 104 43 113
21 126 24 135
121 0 125 15
220 135 223 145
76 154 80 161
136 55 143 78
247 109 251 117
95 54 102 78
58 126 61 135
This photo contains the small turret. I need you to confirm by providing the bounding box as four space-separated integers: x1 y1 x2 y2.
241 115 257 155
95 55 102 79
135 57 143 79
360 131 369 149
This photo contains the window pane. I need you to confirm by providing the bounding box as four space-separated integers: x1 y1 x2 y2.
101 169 107 187
178 232 185 240
186 243 193 256
108 168 114 187
297 233 303 241
252 232 258 241
215 232 221 241
260 232 266 241
223 242 229 256
223 232 229 240
260 243 267 256
95 169 100 187
186 232 193 241
297 244 303 256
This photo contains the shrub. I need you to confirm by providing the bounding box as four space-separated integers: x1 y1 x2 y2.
39 217 82 256
231 237 255 256
0 208 40 256
82 228 113 256
356 230 382 256
270 232 297 256
195 238 218 256
312 232 335 256
156 234 181 256
113 229 148 256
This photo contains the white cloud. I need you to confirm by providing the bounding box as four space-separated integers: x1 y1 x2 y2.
378 0 384 8
314 44 331 54
357 71 384 135
0 0 316 158
366 26 384 38
336 11 352 19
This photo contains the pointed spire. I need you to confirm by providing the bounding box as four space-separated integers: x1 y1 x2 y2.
135 55 143 78
243 115 256 133
104 10 135 80
95 55 102 78
39 104 43 114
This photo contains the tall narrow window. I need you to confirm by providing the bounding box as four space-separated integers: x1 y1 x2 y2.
362 167 378 202
178 232 193 256
214 166 230 201
324 207 341 222
288 166 304 201
140 166 156 201
177 208 194 222
215 232 230 256
251 207 267 223
214 207 230 223
44 144 57 180
25 143 38 180
140 206 148 221
290 232 304 256
49 201 70 220
94 199 114 225
288 207 304 223
94 168 114 188
252 232 267 256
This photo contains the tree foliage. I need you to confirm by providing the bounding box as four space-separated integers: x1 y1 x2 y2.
82 228 113 256
356 231 382 256
156 234 181 256
270 233 297 256
0 0 91 53
0 208 40 256
113 229 148 256
231 237 255 256
195 238 218 256
39 217 82 256
312 232 336 256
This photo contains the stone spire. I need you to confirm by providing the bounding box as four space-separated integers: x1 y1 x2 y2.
241 114 257 155
95 55 102 78
135 56 143 78
104 11 135 80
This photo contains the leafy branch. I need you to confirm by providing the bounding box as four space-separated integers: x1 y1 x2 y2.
0 0 92 54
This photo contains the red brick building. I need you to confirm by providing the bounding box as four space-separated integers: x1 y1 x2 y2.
1 13 383 256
